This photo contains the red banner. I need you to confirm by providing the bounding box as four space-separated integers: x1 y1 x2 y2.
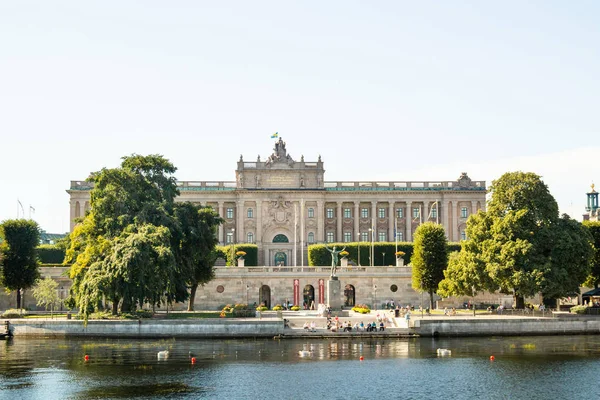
294 279 299 306
319 279 324 305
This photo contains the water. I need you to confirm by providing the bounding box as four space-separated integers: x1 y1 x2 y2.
1 335 600 399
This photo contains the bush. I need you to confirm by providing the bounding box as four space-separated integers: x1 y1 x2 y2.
222 304 234 312
570 305 588 314
217 244 258 266
37 244 66 264
256 305 268 311
1 309 28 318
290 305 301 311
352 304 371 314
272 304 283 311
135 309 154 318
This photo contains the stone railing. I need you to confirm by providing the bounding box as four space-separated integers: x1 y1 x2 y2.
323 181 486 191
214 265 412 276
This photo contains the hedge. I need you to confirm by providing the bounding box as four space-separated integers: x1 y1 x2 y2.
37 244 66 264
308 242 462 266
217 244 258 266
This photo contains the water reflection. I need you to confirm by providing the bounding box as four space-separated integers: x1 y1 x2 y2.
1 336 600 399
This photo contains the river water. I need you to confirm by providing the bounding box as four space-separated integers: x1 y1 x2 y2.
1 335 599 399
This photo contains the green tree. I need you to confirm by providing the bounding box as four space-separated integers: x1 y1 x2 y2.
411 222 448 309
66 154 194 318
0 219 41 308
583 221 600 288
172 203 223 311
439 171 592 308
31 277 61 317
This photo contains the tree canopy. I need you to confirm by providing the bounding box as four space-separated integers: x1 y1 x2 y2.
439 171 592 308
66 154 222 319
0 219 41 308
411 222 448 309
583 221 600 289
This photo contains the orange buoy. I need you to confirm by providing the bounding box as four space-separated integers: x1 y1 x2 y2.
84 355 90 361
490 355 495 361
191 357 197 364
359 356 364 361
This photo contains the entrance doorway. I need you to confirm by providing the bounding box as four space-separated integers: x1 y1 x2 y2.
303 285 315 309
344 284 355 307
274 252 287 266
259 285 271 309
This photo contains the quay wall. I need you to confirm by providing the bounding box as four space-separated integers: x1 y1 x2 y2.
7 319 284 338
413 317 600 337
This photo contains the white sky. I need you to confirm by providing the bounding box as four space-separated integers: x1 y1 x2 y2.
1 1 598 233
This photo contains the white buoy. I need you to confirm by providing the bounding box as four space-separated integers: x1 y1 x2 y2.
298 350 312 357
157 350 170 360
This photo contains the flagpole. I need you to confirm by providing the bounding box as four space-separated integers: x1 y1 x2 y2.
301 199 304 267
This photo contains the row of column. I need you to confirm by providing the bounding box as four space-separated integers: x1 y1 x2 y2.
213 199 480 244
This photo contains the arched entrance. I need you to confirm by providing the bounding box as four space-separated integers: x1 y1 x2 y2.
303 285 315 309
274 252 287 266
344 284 355 307
273 234 289 243
259 285 271 309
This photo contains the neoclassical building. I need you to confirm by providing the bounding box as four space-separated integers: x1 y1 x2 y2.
68 138 486 267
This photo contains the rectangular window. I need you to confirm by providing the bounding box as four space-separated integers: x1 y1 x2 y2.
413 207 420 219
226 208 234 219
344 208 351 218
361 232 368 242
308 208 314 218
461 207 468 218
396 208 403 218
461 231 467 241
308 232 315 243
344 232 352 242
378 208 385 218
247 208 253 218
326 208 334 219
361 208 369 218
247 232 254 243
326 232 334 243
397 232 403 241
226 232 233 244
378 232 386 242
431 208 437 219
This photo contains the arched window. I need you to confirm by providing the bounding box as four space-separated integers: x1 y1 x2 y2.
247 232 254 243
273 234 289 243
308 232 315 243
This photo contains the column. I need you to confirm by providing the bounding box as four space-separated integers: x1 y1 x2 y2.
236 200 243 243
69 200 76 232
218 202 224 244
423 201 429 224
354 202 360 237
336 202 342 242
405 201 412 242
453 201 460 242
256 200 263 244
471 200 478 216
317 200 324 242
388 202 394 242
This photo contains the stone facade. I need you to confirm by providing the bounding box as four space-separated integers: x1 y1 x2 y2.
67 139 487 267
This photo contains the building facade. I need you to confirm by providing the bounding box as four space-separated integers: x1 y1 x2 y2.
67 138 486 266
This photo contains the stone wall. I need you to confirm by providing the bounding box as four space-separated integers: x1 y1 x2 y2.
8 318 283 338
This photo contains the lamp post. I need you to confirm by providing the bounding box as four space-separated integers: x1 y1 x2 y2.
382 252 386 266
368 227 374 267
246 284 249 304
472 286 476 317
357 233 361 266
420 279 424 318
231 228 235 266
374 284 378 311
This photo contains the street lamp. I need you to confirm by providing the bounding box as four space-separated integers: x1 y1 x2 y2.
368 227 374 267
420 279 424 318
357 233 361 266
231 228 235 266
382 252 386 266
374 284 378 311
472 286 476 317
